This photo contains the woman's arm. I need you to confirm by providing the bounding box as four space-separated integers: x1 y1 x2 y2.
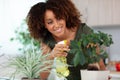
96 44 106 70
99 59 106 70
40 42 52 80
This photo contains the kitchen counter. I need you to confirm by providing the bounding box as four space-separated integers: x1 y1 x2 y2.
110 71 120 80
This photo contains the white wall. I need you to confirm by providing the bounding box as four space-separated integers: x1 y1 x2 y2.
72 0 120 26
0 0 45 55
93 25 120 61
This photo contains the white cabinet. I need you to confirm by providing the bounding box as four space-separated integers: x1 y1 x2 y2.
72 0 120 26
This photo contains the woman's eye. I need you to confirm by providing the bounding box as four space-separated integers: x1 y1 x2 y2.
47 21 53 24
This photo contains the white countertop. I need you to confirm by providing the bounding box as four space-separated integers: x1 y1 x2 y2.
109 71 120 80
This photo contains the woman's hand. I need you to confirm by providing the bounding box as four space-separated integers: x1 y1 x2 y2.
51 43 70 58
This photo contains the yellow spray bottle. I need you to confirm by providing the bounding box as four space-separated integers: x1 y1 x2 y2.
55 40 70 77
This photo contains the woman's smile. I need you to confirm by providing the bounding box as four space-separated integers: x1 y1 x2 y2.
54 26 62 33
44 10 67 37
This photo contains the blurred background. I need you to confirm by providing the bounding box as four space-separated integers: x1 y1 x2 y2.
0 0 45 55
0 0 120 79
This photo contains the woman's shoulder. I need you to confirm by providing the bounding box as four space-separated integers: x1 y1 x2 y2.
74 23 93 40
80 23 91 30
79 23 93 34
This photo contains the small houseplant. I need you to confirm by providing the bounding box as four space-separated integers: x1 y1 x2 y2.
8 43 52 80
69 31 113 80
69 31 113 67
9 20 48 80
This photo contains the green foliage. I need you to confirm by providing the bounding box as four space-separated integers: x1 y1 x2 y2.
69 31 113 67
10 20 40 51
9 20 51 79
9 43 52 79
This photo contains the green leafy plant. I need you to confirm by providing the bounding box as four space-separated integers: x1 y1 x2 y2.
69 31 113 67
9 43 52 80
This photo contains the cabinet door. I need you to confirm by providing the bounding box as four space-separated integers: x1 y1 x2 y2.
112 0 120 25
72 0 120 26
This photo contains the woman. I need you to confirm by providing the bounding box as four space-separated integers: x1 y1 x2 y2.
26 0 106 80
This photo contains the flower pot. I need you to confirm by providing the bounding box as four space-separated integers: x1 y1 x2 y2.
80 70 110 80
21 77 40 80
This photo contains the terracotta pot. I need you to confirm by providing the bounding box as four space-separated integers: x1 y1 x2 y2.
21 77 40 80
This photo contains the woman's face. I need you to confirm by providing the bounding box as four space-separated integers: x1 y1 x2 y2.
44 10 67 38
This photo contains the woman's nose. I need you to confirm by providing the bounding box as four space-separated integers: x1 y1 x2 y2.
54 20 59 28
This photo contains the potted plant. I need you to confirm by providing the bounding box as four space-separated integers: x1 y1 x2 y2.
9 20 49 80
69 31 113 80
8 43 52 80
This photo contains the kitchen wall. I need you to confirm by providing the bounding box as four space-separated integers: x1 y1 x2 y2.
72 0 120 26
92 25 120 61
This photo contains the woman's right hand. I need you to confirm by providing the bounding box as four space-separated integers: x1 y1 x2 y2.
51 43 70 58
